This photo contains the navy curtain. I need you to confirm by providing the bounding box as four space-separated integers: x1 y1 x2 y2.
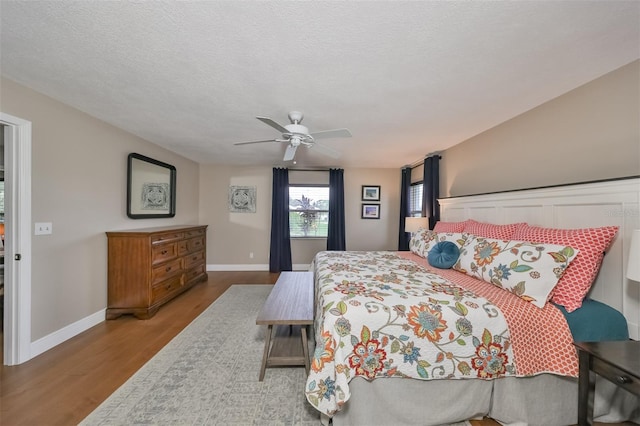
269 168 292 272
398 166 412 250
327 168 346 250
422 155 441 230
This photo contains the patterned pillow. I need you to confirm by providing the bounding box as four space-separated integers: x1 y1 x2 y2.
409 230 469 258
463 220 527 240
409 228 437 258
511 225 619 312
437 232 470 249
453 235 579 308
433 220 467 233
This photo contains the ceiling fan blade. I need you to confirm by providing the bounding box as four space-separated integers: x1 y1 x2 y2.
256 116 289 134
234 139 278 146
310 128 352 139
312 142 341 159
283 144 298 161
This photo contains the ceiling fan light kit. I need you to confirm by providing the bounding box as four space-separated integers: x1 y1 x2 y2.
234 111 351 162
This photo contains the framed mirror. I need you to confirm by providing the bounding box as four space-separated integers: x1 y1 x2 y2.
127 153 176 219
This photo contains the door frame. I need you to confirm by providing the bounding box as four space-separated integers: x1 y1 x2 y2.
1 112 32 365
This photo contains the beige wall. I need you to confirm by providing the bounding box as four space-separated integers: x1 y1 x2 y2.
1 78 201 341
441 60 640 197
199 166 400 268
344 168 400 251
199 165 272 266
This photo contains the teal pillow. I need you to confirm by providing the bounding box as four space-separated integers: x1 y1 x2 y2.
428 241 460 269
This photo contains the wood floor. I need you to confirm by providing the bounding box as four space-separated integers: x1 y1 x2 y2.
1 272 278 425
0 271 629 426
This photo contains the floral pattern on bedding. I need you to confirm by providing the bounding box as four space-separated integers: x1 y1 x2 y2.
305 251 516 416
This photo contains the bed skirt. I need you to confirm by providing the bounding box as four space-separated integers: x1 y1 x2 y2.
330 374 640 425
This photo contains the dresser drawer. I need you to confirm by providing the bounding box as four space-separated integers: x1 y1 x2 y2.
187 237 205 253
185 228 206 238
151 258 182 285
184 263 206 284
184 250 205 268
152 242 178 265
177 239 189 256
151 232 184 245
151 275 183 304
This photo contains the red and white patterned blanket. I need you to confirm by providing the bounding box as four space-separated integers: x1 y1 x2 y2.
305 251 578 417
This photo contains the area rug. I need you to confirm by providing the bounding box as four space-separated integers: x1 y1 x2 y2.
80 284 473 426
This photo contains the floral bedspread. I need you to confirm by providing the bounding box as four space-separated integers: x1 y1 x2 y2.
305 251 520 416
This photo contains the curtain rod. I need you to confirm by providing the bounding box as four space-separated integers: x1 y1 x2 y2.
404 151 442 169
287 167 333 172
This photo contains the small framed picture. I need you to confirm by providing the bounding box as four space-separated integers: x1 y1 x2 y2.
361 204 380 219
362 185 381 201
228 185 257 213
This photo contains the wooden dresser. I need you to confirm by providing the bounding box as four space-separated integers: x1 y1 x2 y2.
106 225 208 319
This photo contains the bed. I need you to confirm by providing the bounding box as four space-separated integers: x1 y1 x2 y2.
305 177 640 425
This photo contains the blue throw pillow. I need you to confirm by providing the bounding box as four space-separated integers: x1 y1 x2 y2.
427 241 460 269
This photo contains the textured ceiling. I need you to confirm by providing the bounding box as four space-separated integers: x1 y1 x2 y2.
1 1 638 168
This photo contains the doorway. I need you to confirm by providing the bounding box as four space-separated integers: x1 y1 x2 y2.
1 126 4 362
0 112 32 366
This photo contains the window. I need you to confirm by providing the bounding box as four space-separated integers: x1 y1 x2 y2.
409 182 423 217
289 185 329 238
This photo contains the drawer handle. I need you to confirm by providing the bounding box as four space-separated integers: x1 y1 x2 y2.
192 256 198 260
166 266 172 272
616 375 632 385
161 250 168 255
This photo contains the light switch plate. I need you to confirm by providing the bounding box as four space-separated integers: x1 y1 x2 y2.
35 222 53 235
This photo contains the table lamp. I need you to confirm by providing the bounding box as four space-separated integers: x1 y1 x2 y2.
405 217 429 234
627 229 640 282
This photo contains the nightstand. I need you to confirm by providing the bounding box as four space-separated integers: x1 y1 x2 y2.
574 340 640 426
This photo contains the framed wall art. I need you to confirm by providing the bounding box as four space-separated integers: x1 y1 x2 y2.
361 204 380 219
362 185 381 201
127 153 176 219
229 185 257 213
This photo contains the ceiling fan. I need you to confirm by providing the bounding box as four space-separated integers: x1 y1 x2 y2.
233 111 352 161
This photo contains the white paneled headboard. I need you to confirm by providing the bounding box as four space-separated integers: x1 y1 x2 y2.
439 177 640 340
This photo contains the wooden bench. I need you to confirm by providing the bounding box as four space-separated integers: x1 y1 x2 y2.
256 271 314 381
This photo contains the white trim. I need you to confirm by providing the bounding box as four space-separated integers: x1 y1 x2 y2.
0 112 32 365
30 309 105 359
208 263 270 271
207 263 312 272
293 263 312 271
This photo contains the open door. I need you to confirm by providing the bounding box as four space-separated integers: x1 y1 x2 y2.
1 113 32 365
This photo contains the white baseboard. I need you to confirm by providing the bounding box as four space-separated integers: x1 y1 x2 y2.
207 264 311 272
293 264 312 271
207 264 270 271
30 309 105 359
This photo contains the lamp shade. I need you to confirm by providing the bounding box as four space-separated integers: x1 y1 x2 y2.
627 229 640 282
405 217 429 233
